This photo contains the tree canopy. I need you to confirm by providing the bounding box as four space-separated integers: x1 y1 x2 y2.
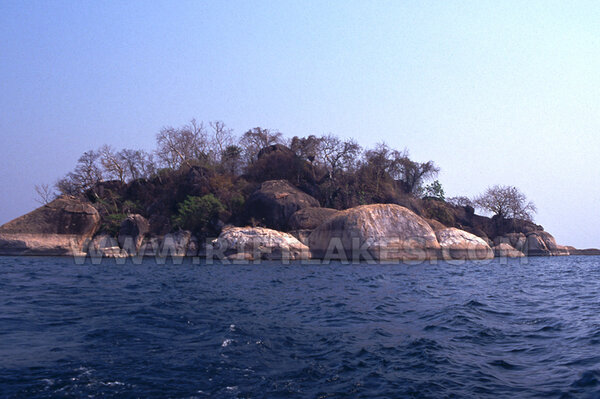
473 185 537 221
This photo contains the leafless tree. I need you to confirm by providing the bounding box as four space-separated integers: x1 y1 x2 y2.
395 155 439 195
239 127 283 165
155 119 209 169
55 177 80 196
363 143 408 196
473 185 537 221
119 149 156 180
208 121 234 164
73 150 104 190
34 183 56 205
55 150 103 195
290 135 321 163
315 134 362 180
99 145 126 183
447 196 474 208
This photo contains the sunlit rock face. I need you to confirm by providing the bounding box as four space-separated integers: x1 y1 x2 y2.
493 243 525 258
307 204 441 262
435 228 494 260
211 226 311 261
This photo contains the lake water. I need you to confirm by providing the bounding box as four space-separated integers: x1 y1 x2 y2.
1 256 600 398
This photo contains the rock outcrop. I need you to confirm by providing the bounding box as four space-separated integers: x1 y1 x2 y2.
435 228 494 260
244 180 320 231
88 234 126 258
308 204 441 261
493 243 525 258
494 233 527 253
565 246 600 256
118 214 150 254
211 226 310 261
0 196 101 256
525 231 569 256
288 207 340 231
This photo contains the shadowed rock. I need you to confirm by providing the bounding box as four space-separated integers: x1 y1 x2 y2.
494 233 527 253
0 196 100 256
425 218 447 232
118 214 149 254
244 180 320 231
526 231 569 256
288 207 340 231
565 246 600 256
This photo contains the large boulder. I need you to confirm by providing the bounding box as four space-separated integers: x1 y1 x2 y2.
244 180 320 231
288 207 340 231
118 214 150 254
435 228 494 260
525 231 569 256
211 226 310 261
0 196 101 256
494 233 528 252
307 204 441 261
493 243 525 258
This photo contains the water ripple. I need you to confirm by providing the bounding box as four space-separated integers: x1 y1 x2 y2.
1 256 600 398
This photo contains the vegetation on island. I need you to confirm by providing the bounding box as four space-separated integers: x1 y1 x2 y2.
34 119 537 240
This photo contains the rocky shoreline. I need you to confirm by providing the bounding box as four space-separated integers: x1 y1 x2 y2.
1 189 596 262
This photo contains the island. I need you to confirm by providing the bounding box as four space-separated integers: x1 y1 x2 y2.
1 123 597 262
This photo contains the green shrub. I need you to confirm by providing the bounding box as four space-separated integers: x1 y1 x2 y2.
122 200 142 214
172 194 226 235
101 213 128 237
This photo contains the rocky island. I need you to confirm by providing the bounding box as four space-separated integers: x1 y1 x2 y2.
1 123 596 262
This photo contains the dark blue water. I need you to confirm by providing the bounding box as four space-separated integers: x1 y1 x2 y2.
1 256 600 398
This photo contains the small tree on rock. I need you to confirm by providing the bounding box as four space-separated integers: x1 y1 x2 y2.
473 185 537 221
423 180 445 200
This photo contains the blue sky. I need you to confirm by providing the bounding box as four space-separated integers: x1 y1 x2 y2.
1 1 599 247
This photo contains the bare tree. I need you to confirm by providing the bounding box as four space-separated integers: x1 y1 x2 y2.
208 121 234 164
239 127 283 165
55 176 80 196
290 135 321 163
316 134 362 179
99 145 126 183
396 156 439 195
363 142 406 195
55 150 103 195
155 119 209 169
447 196 474 208
74 150 104 190
473 185 537 221
34 183 56 205
119 149 156 180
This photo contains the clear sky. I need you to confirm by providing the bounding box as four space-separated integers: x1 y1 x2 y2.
1 0 599 248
